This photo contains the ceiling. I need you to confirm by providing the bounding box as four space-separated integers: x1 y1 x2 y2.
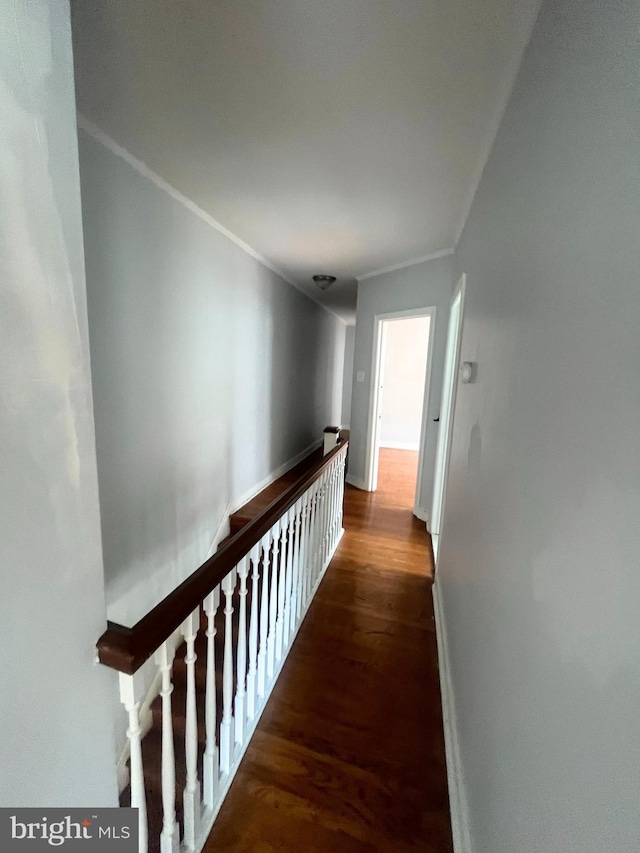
71 0 540 322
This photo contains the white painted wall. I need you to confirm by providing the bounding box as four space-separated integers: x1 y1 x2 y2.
438 0 640 850
77 130 345 628
349 255 454 511
0 1 117 807
341 325 356 426
379 316 431 450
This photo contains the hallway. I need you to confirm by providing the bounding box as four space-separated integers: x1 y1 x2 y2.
205 449 453 852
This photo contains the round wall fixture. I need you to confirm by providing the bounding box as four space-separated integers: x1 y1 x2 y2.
312 274 337 291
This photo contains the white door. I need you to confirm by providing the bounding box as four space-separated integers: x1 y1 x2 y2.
431 276 465 546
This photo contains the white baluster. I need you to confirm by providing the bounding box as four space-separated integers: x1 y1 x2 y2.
339 450 347 532
331 456 340 551
307 487 318 603
327 461 335 554
182 609 201 853
317 473 326 578
299 489 311 614
246 544 260 720
330 459 338 550
267 519 279 680
235 556 249 745
203 587 220 810
275 520 287 662
257 532 270 700
220 569 236 775
310 478 320 587
319 470 329 576
323 466 331 564
316 472 325 576
119 672 148 853
335 456 343 542
306 486 315 603
330 461 337 552
333 456 341 549
282 505 295 649
324 466 334 564
154 643 180 853
314 480 322 584
289 499 302 636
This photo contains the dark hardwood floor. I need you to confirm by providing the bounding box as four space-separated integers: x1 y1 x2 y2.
205 448 453 852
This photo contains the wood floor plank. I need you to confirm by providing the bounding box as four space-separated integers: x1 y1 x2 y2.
204 448 453 852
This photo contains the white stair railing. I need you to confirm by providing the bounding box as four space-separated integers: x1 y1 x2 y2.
101 440 348 853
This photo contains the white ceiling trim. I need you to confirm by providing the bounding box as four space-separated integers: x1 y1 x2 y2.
356 248 455 282
77 114 299 285
77 115 348 325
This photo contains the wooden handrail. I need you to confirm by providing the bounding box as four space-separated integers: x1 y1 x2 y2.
97 439 348 675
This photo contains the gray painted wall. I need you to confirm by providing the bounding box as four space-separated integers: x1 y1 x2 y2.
0 1 117 806
439 0 640 850
78 132 345 626
349 255 454 513
341 325 356 426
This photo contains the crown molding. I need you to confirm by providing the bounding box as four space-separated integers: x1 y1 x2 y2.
356 248 454 282
77 114 297 286
77 115 353 324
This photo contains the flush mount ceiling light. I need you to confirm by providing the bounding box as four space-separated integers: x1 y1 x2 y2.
312 274 337 291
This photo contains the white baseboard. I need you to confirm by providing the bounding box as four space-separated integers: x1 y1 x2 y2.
432 581 472 853
414 506 429 524
230 439 322 514
205 504 232 558
345 473 369 491
431 532 439 562
379 440 420 451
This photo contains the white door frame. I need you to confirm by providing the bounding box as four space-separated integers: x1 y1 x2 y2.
430 274 466 556
363 305 436 517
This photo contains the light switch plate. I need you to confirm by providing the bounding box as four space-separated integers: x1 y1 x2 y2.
356 371 365 382
460 361 476 383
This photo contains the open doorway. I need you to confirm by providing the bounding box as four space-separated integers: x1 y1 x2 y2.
364 308 434 516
